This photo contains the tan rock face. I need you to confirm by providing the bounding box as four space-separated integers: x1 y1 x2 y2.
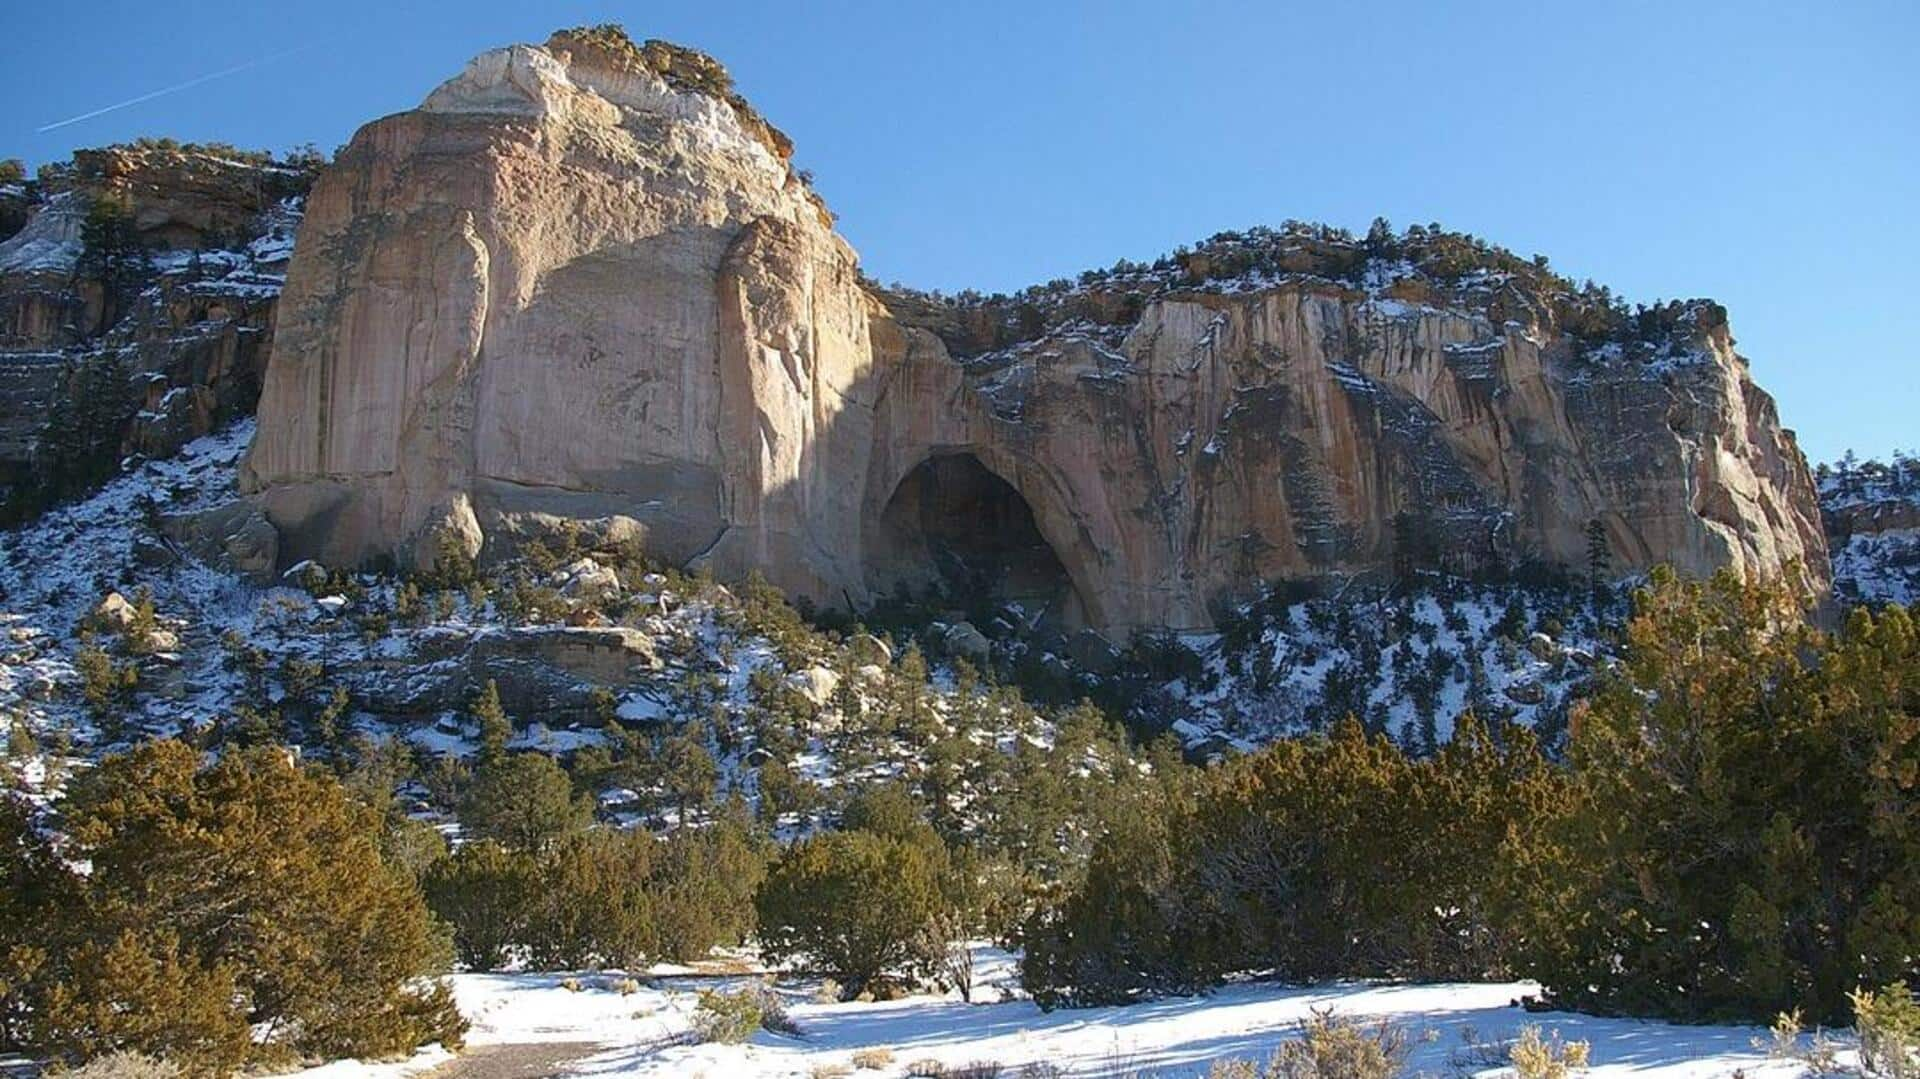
246 32 1827 635
244 35 870 591
867 287 1826 630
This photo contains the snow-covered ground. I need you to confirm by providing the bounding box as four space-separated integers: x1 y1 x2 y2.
283 953 1804 1078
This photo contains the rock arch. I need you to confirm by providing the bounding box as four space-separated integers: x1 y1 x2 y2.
863 447 1103 631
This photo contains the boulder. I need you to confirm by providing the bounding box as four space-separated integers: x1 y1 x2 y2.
476 626 662 684
1504 680 1547 706
355 624 665 721
93 592 137 631
553 557 621 604
1064 629 1122 676
942 621 992 664
1526 632 1558 662
160 500 280 584
786 666 841 706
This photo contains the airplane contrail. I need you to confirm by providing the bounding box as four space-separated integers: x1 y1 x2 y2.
37 46 310 133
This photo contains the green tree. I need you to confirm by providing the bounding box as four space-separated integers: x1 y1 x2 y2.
35 930 250 1076
1531 569 1920 1023
425 841 538 971
1018 792 1200 1009
756 829 952 996
1 795 83 1050
657 720 717 821
75 645 137 724
472 679 511 767
647 802 768 960
1019 715 1572 1008
523 831 656 970
461 751 588 853
78 198 148 315
32 741 465 1068
1584 518 1611 612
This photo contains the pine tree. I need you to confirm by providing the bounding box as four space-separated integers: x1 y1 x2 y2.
647 800 768 960
38 741 466 1067
472 679 510 767
1534 570 1920 1023
658 720 717 822
460 751 587 853
522 831 657 970
1584 518 1611 612
425 841 538 971
35 929 251 1074
756 829 952 998
1365 216 1396 256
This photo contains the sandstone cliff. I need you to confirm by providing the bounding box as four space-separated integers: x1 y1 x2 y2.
0 143 312 520
243 28 1827 635
243 29 871 602
867 243 1827 629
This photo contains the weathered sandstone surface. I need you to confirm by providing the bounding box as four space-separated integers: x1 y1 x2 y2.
244 29 1827 635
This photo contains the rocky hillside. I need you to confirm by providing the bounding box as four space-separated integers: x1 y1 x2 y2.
240 26 1826 642
0 410 1611 828
0 141 315 523
1821 452 1920 606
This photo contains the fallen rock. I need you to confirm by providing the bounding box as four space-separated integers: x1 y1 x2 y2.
1065 629 1122 676
160 500 279 584
132 534 180 569
93 592 137 631
553 557 621 604
1526 632 1558 662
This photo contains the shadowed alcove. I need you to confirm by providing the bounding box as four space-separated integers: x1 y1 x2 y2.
867 452 1087 628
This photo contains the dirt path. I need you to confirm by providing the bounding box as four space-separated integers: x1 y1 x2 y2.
425 1042 608 1079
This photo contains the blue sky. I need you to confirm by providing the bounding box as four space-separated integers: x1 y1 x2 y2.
4 0 1914 463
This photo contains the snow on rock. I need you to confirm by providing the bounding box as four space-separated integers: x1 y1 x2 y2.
1820 454 1920 607
0 190 86 275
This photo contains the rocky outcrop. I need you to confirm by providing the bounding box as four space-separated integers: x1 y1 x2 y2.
244 28 1828 635
1820 457 1919 607
0 144 312 520
158 498 279 584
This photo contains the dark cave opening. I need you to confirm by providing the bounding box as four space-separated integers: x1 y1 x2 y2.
870 453 1080 627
